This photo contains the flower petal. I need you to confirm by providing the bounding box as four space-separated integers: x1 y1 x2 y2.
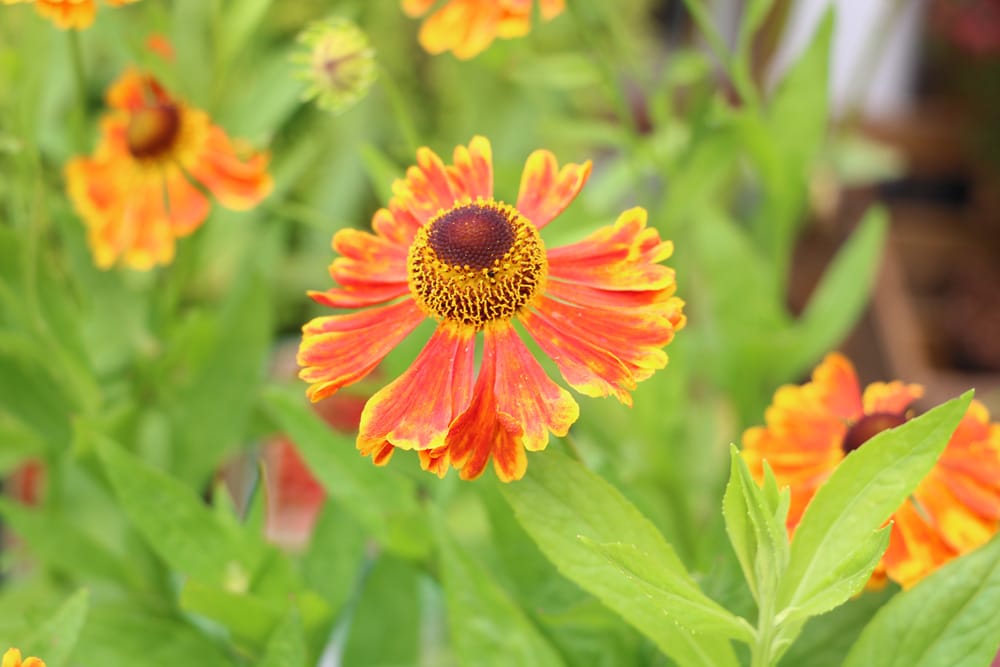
358 323 475 452
547 207 675 290
491 323 578 452
445 332 526 481
883 500 956 589
164 166 210 237
523 295 682 405
189 125 273 211
418 0 500 60
448 135 493 201
861 380 923 416
516 149 591 229
298 300 425 402
392 146 461 223
329 227 409 287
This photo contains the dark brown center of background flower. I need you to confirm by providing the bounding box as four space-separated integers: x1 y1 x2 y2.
408 200 547 329
841 412 909 454
126 104 181 159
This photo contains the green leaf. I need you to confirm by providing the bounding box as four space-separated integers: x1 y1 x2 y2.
260 386 430 559
179 581 331 653
342 555 420 667
781 207 888 378
0 499 137 588
502 450 742 667
94 436 254 584
722 447 789 602
778 586 895 667
843 535 1000 667
433 513 567 667
168 272 272 485
257 609 307 667
777 392 974 621
24 589 88 667
76 604 239 667
301 500 367 620
217 0 273 68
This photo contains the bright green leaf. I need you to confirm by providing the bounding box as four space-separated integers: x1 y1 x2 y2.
502 450 741 667
722 447 789 603
94 436 254 584
24 589 88 667
781 207 888 378
257 609 307 667
434 513 566 667
260 386 430 559
778 391 973 621
843 535 1000 667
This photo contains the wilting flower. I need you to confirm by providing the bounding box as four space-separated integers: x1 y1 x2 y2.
65 69 273 269
742 352 1000 588
298 136 685 481
2 648 46 667
293 18 377 114
1 0 138 29
402 0 565 60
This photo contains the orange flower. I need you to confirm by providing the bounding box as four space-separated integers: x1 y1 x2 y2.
742 353 1000 588
298 136 685 482
402 0 565 59
66 69 272 269
2 648 46 667
2 0 139 29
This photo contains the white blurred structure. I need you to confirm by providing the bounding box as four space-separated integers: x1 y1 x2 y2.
767 0 929 119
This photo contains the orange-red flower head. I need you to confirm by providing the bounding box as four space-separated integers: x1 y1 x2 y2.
402 0 565 59
65 69 273 269
2 0 138 29
298 136 685 482
742 353 1000 588
3 648 46 667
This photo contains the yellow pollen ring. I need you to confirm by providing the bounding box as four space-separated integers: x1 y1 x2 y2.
407 198 547 329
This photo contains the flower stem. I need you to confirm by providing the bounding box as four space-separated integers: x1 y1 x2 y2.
67 29 88 150
750 595 778 667
560 432 585 464
377 63 420 155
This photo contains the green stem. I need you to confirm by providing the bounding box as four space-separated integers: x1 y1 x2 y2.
377 63 420 155
680 0 760 109
751 596 777 667
560 432 585 464
67 29 88 150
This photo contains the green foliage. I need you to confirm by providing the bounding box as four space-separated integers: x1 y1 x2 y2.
2 2 997 667
843 535 1000 667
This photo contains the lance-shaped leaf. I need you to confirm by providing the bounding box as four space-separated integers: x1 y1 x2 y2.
502 450 747 667
843 535 1000 667
24 589 89 667
722 446 790 602
777 391 973 622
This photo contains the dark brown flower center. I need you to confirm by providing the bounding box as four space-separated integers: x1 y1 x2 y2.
407 200 547 329
841 412 909 454
126 104 181 159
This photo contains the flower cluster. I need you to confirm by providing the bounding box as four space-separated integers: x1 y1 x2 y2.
1 0 137 29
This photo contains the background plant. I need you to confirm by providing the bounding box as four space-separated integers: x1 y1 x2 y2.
1 1 998 666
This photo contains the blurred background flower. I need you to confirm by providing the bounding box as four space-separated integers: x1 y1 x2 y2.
293 18 377 115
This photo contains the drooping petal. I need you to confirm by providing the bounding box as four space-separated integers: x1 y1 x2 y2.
163 165 210 237
328 227 410 287
34 0 97 29
418 446 451 478
308 283 411 309
491 323 578 452
188 125 273 211
298 300 425 402
515 149 591 229
520 306 635 405
547 207 675 290
523 295 682 405
358 323 475 452
446 337 525 481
